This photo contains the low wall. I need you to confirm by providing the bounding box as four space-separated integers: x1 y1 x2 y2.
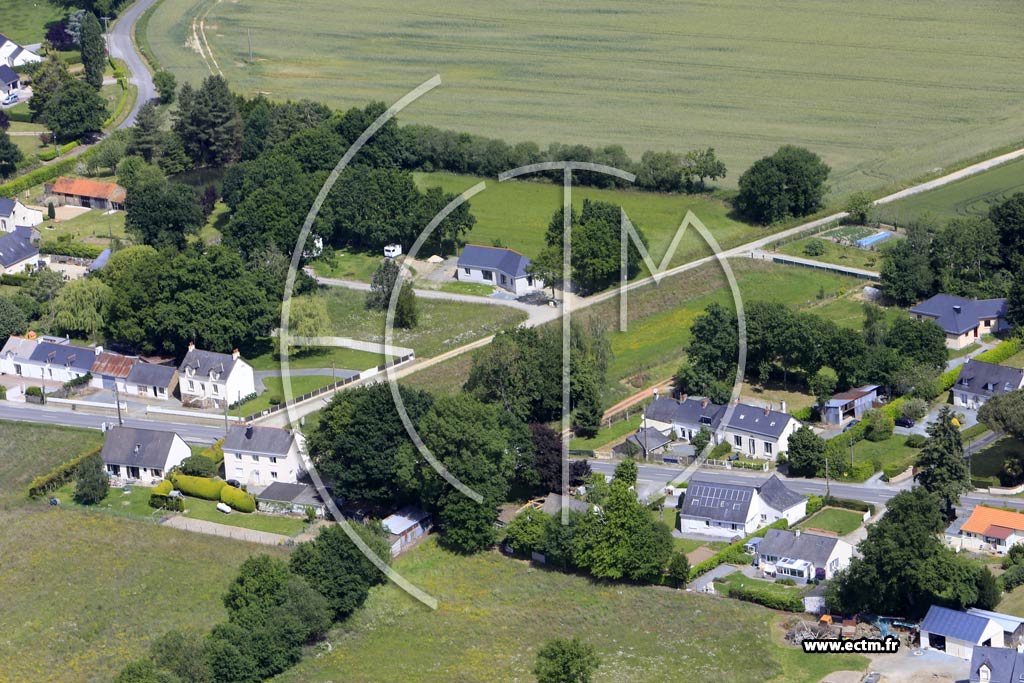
147 405 245 422
46 397 126 410
985 483 1024 496
886 467 914 484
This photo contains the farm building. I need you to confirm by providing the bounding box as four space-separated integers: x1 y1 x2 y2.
909 294 1008 350
382 506 431 556
966 609 1024 650
822 385 878 425
920 605 1003 660
256 481 327 518
945 506 1024 554
46 177 127 211
614 426 672 457
455 244 544 296
953 360 1024 410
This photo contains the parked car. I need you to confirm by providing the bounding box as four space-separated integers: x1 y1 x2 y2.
1 93 18 106
226 479 241 488
842 419 860 432
216 502 232 514
894 417 916 428
383 243 402 258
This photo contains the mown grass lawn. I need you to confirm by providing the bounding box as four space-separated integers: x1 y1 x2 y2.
0 506 287 683
308 249 386 282
0 420 104 510
715 573 809 600
0 0 65 43
272 540 865 683
850 435 921 476
41 208 128 244
436 281 494 296
777 236 891 271
1003 351 1024 369
245 341 385 373
568 414 641 451
970 438 1024 480
799 507 863 536
180 496 309 536
238 375 338 415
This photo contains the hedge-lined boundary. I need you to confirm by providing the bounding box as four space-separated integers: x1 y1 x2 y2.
148 478 184 511
726 583 804 612
39 240 106 258
27 447 102 498
689 518 789 580
0 147 100 197
171 472 226 500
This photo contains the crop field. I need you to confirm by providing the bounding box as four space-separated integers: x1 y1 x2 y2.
875 156 1024 225
415 172 761 263
272 540 866 683
147 0 1024 198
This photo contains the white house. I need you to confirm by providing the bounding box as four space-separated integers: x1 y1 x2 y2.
455 244 544 296
721 403 801 460
756 528 853 583
178 343 255 408
0 228 40 275
920 605 1004 660
679 475 807 539
26 338 94 383
953 360 1024 410
643 396 725 443
101 426 190 485
946 506 1024 555
125 361 178 401
968 647 1024 683
0 198 43 233
0 64 18 94
0 33 42 68
0 334 37 376
223 424 304 486
256 481 327 518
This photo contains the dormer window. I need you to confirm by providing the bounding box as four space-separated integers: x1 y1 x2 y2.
979 664 990 682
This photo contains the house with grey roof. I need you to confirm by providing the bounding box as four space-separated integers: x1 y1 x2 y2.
756 528 853 583
643 396 725 443
721 403 801 461
822 385 878 425
910 294 1009 350
614 426 672 457
125 361 178 401
101 426 190 484
224 424 303 486
0 334 37 377
954 359 1024 410
27 339 94 383
256 481 326 518
0 64 18 94
455 244 544 296
178 342 255 408
920 605 1004 660
0 197 43 233
0 33 42 69
679 474 807 539
968 646 1024 683
0 228 40 275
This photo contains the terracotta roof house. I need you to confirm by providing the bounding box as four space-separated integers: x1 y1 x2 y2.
909 294 1009 350
953 360 1024 410
946 506 1024 554
47 177 127 211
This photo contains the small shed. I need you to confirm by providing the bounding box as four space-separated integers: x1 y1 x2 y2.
613 426 671 457
256 482 326 517
822 385 878 425
802 582 828 616
920 605 1004 660
382 506 431 556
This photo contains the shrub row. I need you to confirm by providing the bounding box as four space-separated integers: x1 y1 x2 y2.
171 472 226 501
228 392 257 409
149 480 184 511
27 447 102 497
39 240 106 258
0 147 99 197
883 463 909 480
689 518 789 580
5 108 32 123
728 584 804 612
822 495 874 516
0 273 29 287
805 494 824 516
59 141 79 155
220 484 256 512
201 438 225 466
38 148 59 162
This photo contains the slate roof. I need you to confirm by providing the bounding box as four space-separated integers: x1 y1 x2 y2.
0 64 17 85
968 646 1024 683
28 341 94 372
623 427 671 453
51 177 127 203
644 396 725 428
758 474 807 511
1 335 37 360
179 348 237 379
126 361 177 387
758 528 841 568
680 478 756 524
0 197 16 217
101 426 180 469
910 294 1008 335
0 230 37 268
956 360 1024 400
457 244 532 279
256 481 324 508
91 351 135 378
382 506 431 534
224 425 294 457
724 404 796 439
921 605 994 643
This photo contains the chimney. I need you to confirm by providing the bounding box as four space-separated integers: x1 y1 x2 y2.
764 405 770 416
245 424 253 439
953 305 962 314
232 348 240 360
94 345 103 355
680 393 688 403
187 341 196 352
134 443 141 454
701 398 709 409
794 529 801 537
780 400 787 414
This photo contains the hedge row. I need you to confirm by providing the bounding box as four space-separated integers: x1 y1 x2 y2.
60 141 79 155
0 147 99 197
805 494 824 516
220 485 256 513
5 108 32 123
201 438 225 467
0 273 30 286
38 148 59 162
822 495 874 516
976 338 1022 365
171 472 226 500
689 518 789 580
727 584 804 612
39 240 106 258
27 447 102 497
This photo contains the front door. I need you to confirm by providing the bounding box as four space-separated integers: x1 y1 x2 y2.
748 438 755 456
128 466 140 479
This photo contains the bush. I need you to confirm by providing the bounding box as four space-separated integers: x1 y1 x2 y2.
905 434 926 448
883 463 909 480
39 240 106 258
152 479 173 495
901 398 928 421
201 439 225 466
775 577 797 586
171 472 225 501
0 273 29 287
863 409 894 442
790 405 818 422
59 141 79 155
220 484 256 512
228 392 257 409
25 386 44 398
803 239 826 256
710 441 732 459
822 495 874 515
805 494 824 516
728 584 803 611
268 395 282 406
73 453 109 505
149 481 184 511
1002 564 1024 592
0 384 6 400
179 454 217 477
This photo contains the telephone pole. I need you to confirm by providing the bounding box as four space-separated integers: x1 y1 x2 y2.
113 383 123 426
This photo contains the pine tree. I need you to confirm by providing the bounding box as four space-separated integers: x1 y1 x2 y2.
79 12 105 90
394 282 418 329
915 406 969 519
129 100 164 162
172 75 243 166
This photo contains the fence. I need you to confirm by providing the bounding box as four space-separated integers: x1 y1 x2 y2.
242 354 415 422
146 405 245 422
768 254 880 281
701 458 770 472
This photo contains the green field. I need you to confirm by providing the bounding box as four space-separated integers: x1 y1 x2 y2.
239 374 338 414
876 156 1024 225
416 172 762 263
41 209 128 244
0 421 103 510
850 435 920 475
568 414 641 451
309 249 388 282
246 343 386 372
147 0 1024 198
799 507 863 536
272 540 866 683
777 237 891 272
322 285 526 358
0 0 65 44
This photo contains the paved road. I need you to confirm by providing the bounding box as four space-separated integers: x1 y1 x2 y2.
0 402 226 444
107 0 159 128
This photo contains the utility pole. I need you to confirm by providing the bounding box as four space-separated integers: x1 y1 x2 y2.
825 456 831 499
849 432 854 470
113 383 122 426
223 396 229 435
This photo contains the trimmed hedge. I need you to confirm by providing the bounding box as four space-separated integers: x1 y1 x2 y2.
5 108 32 124
822 495 874 516
883 463 909 480
0 147 99 197
39 240 106 258
149 478 184 511
171 473 226 501
689 518 789 580
220 485 256 513
0 273 30 286
728 584 804 612
977 337 1023 365
59 141 79 155
27 447 102 497
201 438 225 467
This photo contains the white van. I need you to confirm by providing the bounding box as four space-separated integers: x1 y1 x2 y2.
384 244 402 258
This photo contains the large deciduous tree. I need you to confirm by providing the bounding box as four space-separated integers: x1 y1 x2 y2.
534 638 601 683
786 425 825 478
125 180 204 250
979 390 1024 441
45 77 107 142
735 145 830 224
0 130 23 178
52 277 111 341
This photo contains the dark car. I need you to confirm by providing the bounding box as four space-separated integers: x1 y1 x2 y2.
894 417 916 428
226 479 241 488
842 419 860 432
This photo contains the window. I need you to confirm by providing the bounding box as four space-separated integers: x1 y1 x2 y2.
234 453 242 460
463 267 470 275
270 457 277 464
764 442 773 455
270 471 278 479
13 363 20 375
482 270 493 281
500 274 508 285
748 438 755 455
152 469 162 478
188 380 194 391
251 455 259 462
985 319 992 328
980 665 991 682
213 384 219 395
734 435 742 447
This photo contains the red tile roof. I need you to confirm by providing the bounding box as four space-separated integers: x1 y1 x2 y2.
51 177 126 203
961 506 1024 536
